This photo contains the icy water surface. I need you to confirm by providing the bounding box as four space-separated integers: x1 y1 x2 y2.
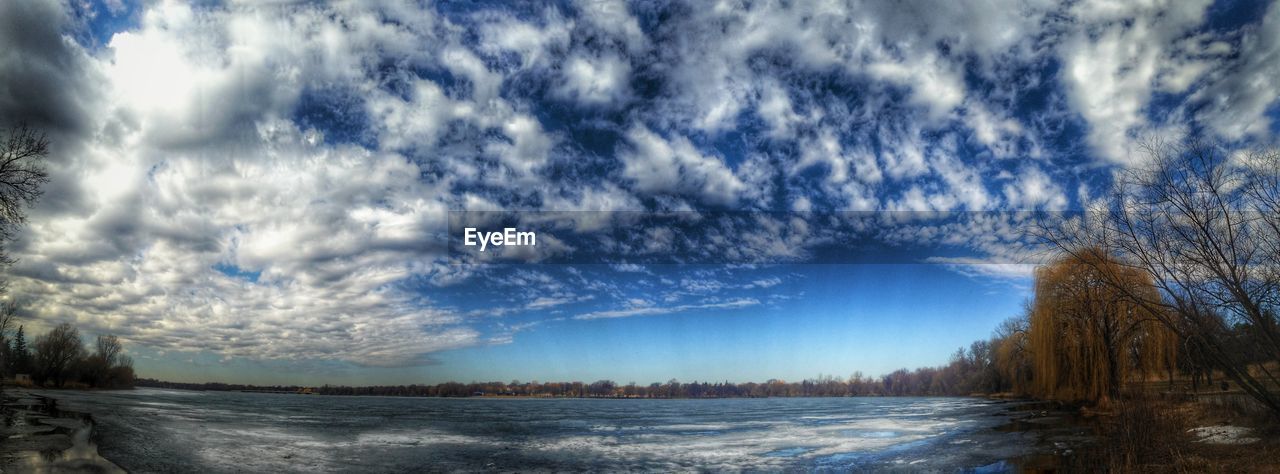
38 389 1051 472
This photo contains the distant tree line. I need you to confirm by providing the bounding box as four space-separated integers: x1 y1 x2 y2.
0 308 135 389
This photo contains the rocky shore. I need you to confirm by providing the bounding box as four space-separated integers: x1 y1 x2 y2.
0 388 123 473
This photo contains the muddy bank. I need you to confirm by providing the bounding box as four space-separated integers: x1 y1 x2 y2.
0 388 124 473
982 400 1103 471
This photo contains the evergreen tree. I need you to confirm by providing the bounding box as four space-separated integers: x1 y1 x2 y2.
10 325 29 374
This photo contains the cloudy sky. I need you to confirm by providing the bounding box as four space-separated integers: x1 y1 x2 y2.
0 0 1277 385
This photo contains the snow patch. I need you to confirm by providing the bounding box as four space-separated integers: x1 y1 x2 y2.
1188 425 1259 445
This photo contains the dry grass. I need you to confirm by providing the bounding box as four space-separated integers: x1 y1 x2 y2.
1078 395 1280 473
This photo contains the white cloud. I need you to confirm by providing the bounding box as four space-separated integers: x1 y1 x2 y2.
878 126 930 180
573 298 758 320
2 1 487 368
930 149 992 211
476 10 572 69
10 116 472 366
574 0 647 54
756 80 802 140
618 125 745 206
1193 1 1280 139
923 257 1036 280
556 53 632 105
963 102 1023 159
794 128 853 184
1058 0 1214 163
368 79 474 151
866 53 965 120
1002 165 1068 209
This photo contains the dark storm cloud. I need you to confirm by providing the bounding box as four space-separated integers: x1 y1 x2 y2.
0 0 95 134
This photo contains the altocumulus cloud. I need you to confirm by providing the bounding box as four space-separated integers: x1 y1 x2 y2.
0 0 1277 368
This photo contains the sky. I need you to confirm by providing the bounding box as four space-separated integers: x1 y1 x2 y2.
0 0 1277 386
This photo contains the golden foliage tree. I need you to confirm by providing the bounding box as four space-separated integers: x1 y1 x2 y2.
1028 249 1178 404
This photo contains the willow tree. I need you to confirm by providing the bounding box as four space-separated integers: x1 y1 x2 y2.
1028 249 1178 404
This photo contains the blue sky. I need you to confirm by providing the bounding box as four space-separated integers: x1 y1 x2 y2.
130 264 1027 386
0 0 1277 385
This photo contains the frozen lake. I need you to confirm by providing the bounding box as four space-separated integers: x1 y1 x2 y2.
40 389 1060 472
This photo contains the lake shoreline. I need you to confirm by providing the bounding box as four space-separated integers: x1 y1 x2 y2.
0 387 125 473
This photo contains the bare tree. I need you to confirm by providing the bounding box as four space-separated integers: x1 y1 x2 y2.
32 322 84 387
993 309 1033 394
0 124 50 226
81 334 132 388
95 334 123 368
1037 138 1280 415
